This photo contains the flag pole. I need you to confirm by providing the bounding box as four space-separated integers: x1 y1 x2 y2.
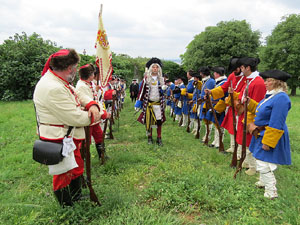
99 4 103 17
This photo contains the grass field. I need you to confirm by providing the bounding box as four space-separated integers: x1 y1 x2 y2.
0 94 299 225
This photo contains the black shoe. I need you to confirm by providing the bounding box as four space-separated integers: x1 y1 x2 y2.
156 138 163 146
54 186 73 207
70 177 82 202
148 136 153 144
208 144 215 148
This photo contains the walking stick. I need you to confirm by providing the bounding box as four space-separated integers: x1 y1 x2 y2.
84 126 101 205
230 80 239 167
234 80 249 178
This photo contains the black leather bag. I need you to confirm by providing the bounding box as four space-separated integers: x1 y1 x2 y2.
33 140 63 165
33 103 73 165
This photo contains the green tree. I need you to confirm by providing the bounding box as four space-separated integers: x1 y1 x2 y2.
260 14 300 96
0 32 59 101
181 20 261 72
111 53 135 83
161 60 185 82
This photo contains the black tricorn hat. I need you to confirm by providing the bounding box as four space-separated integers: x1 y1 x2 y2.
238 57 260 67
260 70 291 82
146 57 163 69
175 76 185 81
192 73 201 79
228 57 241 73
212 66 225 76
165 79 171 83
199 66 211 76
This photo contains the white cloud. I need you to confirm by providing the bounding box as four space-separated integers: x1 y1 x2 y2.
0 0 299 59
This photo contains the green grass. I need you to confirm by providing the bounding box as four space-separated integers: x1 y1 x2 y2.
0 95 299 225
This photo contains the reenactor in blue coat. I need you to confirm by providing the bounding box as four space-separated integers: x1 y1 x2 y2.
247 70 292 199
173 77 185 122
181 70 195 127
206 67 227 148
198 67 216 142
190 73 202 135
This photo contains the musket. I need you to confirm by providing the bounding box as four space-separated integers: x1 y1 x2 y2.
234 80 249 178
205 93 225 152
203 97 210 145
170 90 174 118
178 94 183 126
186 100 191 133
173 98 178 122
108 95 115 139
100 119 108 165
84 126 101 205
195 98 202 139
230 80 239 167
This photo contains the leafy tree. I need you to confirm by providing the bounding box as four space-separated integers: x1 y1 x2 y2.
260 14 300 96
161 60 185 82
180 20 261 73
112 53 135 83
0 32 59 101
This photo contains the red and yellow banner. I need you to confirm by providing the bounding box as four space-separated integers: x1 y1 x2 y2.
95 6 113 88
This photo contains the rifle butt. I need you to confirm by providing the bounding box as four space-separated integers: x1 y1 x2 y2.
230 143 238 168
89 187 101 206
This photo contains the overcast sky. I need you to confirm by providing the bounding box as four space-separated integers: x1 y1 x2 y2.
0 0 299 60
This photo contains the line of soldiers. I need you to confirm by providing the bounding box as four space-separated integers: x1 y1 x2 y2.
33 49 126 207
164 57 292 199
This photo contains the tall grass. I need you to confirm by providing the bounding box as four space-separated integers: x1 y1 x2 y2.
0 94 299 225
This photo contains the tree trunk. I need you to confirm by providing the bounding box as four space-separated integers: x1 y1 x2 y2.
290 86 297 96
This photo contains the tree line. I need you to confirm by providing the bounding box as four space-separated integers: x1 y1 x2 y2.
0 14 299 101
181 14 300 96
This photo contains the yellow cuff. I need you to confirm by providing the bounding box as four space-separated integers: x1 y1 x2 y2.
211 86 224 99
214 100 226 113
181 88 187 96
188 93 193 99
262 126 284 148
225 92 239 106
247 112 255 124
192 104 197 113
197 81 202 90
247 98 258 114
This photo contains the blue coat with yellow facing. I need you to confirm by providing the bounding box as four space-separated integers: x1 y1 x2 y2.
248 92 291 165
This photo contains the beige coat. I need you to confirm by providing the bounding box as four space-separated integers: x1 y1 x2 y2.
75 79 105 122
33 70 92 140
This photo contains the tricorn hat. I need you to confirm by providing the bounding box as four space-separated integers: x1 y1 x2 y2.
146 57 163 69
238 57 260 67
192 73 201 79
212 66 225 76
227 57 241 73
199 66 211 76
260 70 291 82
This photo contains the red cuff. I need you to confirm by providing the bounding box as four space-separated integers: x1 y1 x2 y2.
104 90 113 100
85 101 100 111
101 110 108 119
